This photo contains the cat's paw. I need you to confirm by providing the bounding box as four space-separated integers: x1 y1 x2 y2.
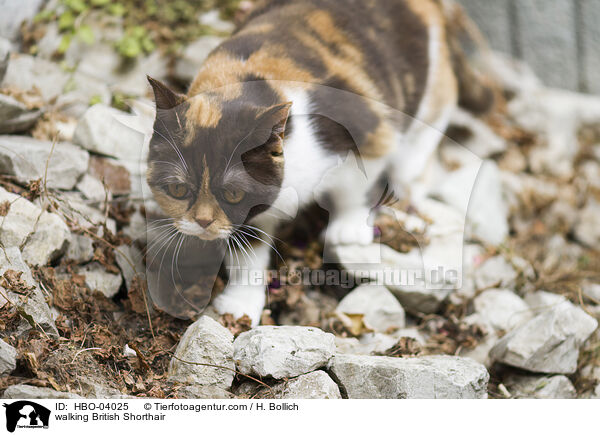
211 285 266 327
324 212 374 246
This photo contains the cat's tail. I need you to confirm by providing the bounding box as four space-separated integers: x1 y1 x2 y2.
438 0 496 115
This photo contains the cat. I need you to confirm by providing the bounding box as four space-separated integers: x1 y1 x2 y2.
146 0 493 325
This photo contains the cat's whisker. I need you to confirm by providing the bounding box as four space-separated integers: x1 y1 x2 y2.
147 227 179 266
234 226 285 265
156 118 190 175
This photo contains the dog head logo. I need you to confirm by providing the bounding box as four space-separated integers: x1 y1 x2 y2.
3 401 50 432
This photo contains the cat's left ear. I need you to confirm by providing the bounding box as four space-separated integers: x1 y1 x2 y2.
147 75 186 110
260 101 292 142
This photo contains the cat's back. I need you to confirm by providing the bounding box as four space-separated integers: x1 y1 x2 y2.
193 0 449 115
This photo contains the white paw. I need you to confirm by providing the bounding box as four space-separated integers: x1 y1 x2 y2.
324 211 374 246
211 285 266 327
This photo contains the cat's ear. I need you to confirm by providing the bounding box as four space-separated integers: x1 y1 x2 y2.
260 101 292 142
147 76 186 110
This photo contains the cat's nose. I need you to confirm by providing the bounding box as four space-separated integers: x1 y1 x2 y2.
196 218 214 229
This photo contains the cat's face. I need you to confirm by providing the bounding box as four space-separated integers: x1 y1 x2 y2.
146 77 291 241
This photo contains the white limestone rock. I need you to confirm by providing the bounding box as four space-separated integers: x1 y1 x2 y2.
233 326 335 379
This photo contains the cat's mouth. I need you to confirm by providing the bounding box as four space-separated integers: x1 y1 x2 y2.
175 219 230 241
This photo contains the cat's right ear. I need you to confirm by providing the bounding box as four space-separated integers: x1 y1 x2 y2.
147 76 186 110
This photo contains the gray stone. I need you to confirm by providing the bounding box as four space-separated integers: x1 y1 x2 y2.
78 263 122 298
505 374 576 399
0 246 57 335
583 282 600 304
0 187 70 266
329 354 489 399
0 94 42 134
473 289 533 332
336 284 405 333
490 297 598 374
114 244 144 289
458 0 512 53
0 135 89 190
176 385 234 399
0 0 45 42
574 199 600 249
169 316 235 389
514 0 578 91
524 291 570 314
331 243 452 314
174 36 224 83
267 371 342 399
76 174 108 203
233 326 335 379
73 104 144 162
473 256 518 291
581 0 600 94
198 11 235 33
2 385 83 399
2 54 69 102
55 72 112 118
0 37 10 82
65 234 94 264
0 339 17 375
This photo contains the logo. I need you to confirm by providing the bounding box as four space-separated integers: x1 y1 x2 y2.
3 401 50 432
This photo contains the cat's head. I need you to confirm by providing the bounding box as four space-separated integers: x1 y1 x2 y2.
146 76 291 240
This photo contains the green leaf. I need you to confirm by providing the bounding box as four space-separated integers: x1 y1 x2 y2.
76 25 95 45
89 94 103 106
34 9 54 23
107 3 126 17
116 36 142 58
141 36 155 53
63 0 87 13
57 34 72 54
58 11 75 31
90 0 111 6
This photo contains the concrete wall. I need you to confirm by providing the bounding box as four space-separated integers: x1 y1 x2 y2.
458 0 600 94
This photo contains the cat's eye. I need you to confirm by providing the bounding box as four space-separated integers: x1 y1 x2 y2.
223 188 245 204
166 183 189 199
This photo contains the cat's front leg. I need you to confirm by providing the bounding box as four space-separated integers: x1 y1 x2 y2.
318 154 385 246
211 237 271 327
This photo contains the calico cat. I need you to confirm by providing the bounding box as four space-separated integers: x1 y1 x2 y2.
146 0 493 325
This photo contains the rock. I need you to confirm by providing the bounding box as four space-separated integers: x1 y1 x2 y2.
73 104 144 162
504 374 576 399
2 54 69 102
435 160 508 246
169 316 235 389
0 0 45 42
0 187 70 266
114 244 144 289
524 291 570 314
174 36 224 83
65 234 94 264
2 385 83 399
0 246 57 335
233 326 335 379
199 11 235 33
357 332 399 354
76 174 108 203
88 156 132 195
473 256 518 291
331 243 453 314
0 339 17 375
56 72 112 118
336 284 405 333
0 94 42 134
329 354 489 399
473 289 533 332
490 296 598 374
459 313 498 368
574 198 600 249
176 385 234 399
0 135 89 190
0 37 10 82
583 282 600 304
78 263 123 298
267 371 342 399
